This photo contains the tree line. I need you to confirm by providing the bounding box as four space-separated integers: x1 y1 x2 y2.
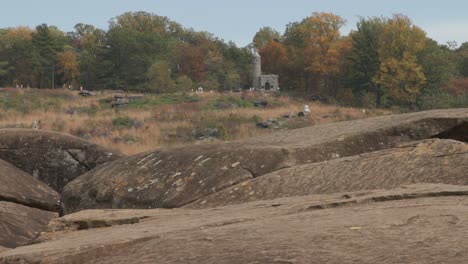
254 13 468 109
0 11 252 93
0 11 467 109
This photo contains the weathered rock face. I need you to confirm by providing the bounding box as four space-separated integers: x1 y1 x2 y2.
0 158 60 212
0 129 123 192
2 184 468 263
245 108 468 163
61 144 293 213
0 159 60 248
61 109 468 213
0 202 57 249
187 139 468 208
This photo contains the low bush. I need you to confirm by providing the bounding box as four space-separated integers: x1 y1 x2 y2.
112 116 136 129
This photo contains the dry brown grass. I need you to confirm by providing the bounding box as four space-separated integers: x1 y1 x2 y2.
0 88 391 155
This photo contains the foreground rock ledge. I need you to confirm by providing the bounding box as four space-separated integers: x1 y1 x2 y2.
61 108 468 213
0 129 123 192
2 184 468 263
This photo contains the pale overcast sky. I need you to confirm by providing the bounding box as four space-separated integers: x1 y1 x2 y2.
1 0 467 47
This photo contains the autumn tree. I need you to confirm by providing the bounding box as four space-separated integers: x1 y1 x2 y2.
56 46 80 87
177 43 205 82
0 27 37 87
301 12 349 96
253 27 281 50
444 78 468 97
259 40 288 76
374 15 427 106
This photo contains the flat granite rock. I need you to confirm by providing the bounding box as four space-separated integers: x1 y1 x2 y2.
61 109 468 213
0 129 123 192
187 139 468 208
0 202 57 248
0 158 60 212
2 184 468 263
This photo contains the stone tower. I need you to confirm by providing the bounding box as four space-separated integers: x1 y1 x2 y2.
252 51 261 88
252 50 280 91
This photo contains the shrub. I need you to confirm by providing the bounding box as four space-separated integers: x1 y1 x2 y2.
112 116 135 129
185 94 199 103
216 124 228 140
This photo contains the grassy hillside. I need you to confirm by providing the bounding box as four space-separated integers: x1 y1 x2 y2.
0 88 390 155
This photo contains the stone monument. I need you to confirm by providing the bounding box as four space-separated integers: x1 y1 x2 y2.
252 51 279 92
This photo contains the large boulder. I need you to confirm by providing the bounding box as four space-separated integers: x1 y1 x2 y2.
2 184 468 263
0 158 59 212
61 144 293 213
0 202 57 249
61 109 468 213
0 159 60 248
187 139 468 208
0 129 123 192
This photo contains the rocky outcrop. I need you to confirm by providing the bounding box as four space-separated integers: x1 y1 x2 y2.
0 159 60 248
61 144 293 213
0 202 57 249
0 158 60 212
0 129 123 192
1 109 468 262
187 139 468 208
61 108 468 213
2 184 468 263
245 108 468 163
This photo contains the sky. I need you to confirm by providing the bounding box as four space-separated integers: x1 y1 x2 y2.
1 0 467 47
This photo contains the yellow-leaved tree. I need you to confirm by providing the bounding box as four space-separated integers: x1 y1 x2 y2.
374 15 427 105
56 46 80 88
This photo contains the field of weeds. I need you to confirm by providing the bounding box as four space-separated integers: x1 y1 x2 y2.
0 88 391 155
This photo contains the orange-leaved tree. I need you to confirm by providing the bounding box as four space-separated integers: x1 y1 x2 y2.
56 46 80 88
259 40 288 76
302 12 349 96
